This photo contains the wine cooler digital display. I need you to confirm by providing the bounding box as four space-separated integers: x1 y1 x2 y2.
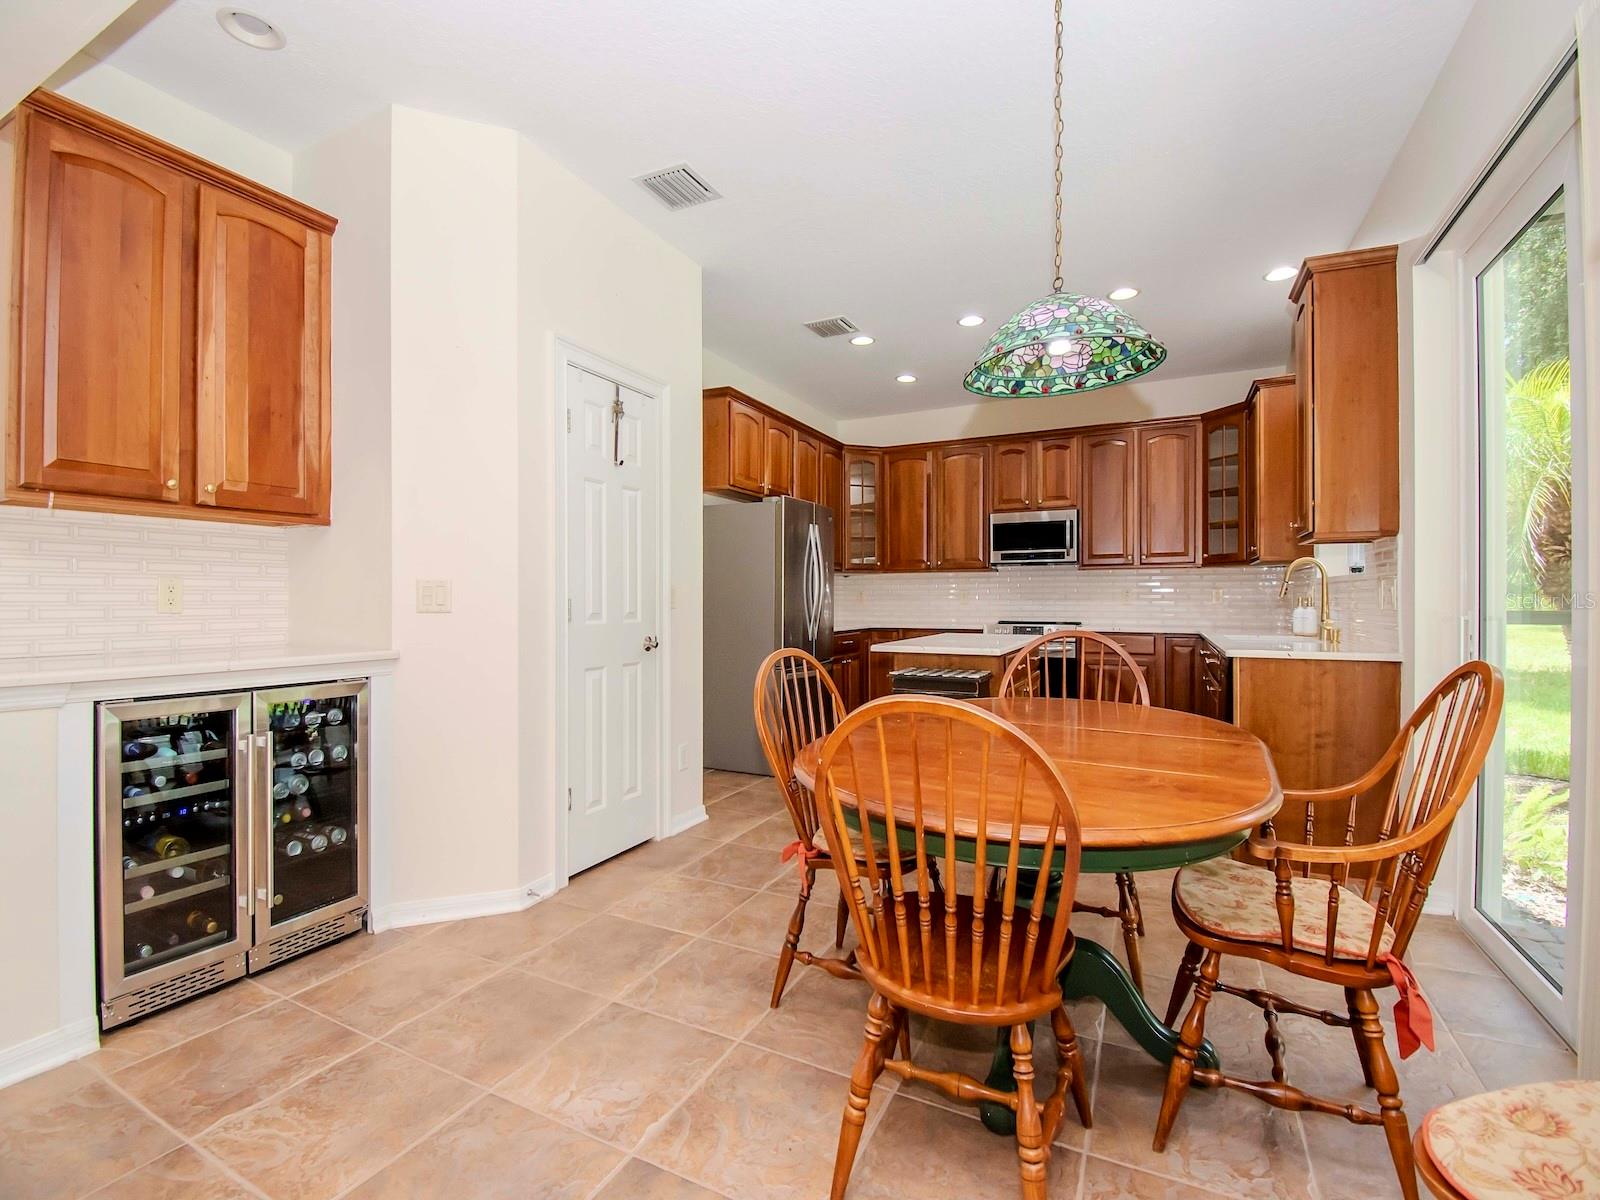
97 680 370 1029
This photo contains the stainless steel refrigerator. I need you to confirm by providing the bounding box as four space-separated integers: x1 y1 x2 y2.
96 680 370 1029
704 497 834 774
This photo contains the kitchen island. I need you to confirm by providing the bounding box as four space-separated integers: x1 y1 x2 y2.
868 632 1036 698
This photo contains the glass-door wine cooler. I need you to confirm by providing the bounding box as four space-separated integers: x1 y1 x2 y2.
96 680 370 1029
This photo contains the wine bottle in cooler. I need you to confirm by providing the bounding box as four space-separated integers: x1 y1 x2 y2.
123 739 156 761
184 909 221 936
276 827 308 857
322 725 353 766
317 822 349 848
273 767 311 796
139 829 190 858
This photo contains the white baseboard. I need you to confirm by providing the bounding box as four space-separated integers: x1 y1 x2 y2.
1423 886 1456 917
0 1017 98 1089
667 805 708 837
375 874 557 931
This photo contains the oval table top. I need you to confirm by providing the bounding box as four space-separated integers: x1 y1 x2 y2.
792 696 1282 859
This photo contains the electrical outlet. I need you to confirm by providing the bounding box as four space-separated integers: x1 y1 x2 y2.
415 579 452 613
1379 578 1398 611
156 577 183 614
1210 587 1223 604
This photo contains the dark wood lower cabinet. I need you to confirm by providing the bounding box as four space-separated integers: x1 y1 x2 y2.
1163 636 1200 714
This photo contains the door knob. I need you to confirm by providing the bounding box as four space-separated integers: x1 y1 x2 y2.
643 636 660 652
165 478 178 489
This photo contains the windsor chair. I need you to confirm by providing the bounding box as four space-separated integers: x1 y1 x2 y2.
1414 1079 1600 1198
816 696 1092 1200
752 648 877 1007
999 630 1153 994
1153 662 1503 1200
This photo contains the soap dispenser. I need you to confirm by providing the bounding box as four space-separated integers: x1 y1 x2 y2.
1292 594 1318 637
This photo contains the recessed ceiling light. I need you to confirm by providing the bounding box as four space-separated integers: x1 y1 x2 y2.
1108 286 1139 301
217 9 286 50
849 334 874 346
895 374 917 384
1263 265 1297 283
958 314 985 327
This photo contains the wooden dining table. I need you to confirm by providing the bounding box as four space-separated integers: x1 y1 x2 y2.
793 695 1282 1134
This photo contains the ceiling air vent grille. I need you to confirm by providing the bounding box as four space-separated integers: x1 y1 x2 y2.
803 315 860 339
634 163 721 211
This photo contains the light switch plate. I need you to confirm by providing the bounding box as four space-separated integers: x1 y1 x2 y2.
416 579 452 614
156 577 183 614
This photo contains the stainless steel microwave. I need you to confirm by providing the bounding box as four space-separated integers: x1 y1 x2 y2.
989 508 1079 565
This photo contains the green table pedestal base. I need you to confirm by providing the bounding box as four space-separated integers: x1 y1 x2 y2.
977 938 1220 1136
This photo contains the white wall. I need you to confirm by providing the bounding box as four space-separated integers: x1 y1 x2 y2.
517 137 704 887
1355 1 1581 248
0 709 61 1051
289 110 394 654
703 348 836 438
47 55 293 192
834 365 1281 445
0 1 132 114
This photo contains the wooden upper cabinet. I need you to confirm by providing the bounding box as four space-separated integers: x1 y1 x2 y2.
934 443 988 570
820 442 844 567
1289 246 1399 542
883 447 934 570
989 439 1035 512
195 186 329 517
724 395 767 494
1079 428 1136 567
1201 406 1248 565
14 112 186 502
792 430 821 502
1292 294 1315 538
763 418 794 497
3 92 337 525
1137 422 1200 566
988 433 1079 512
1248 374 1299 562
1036 435 1079 507
843 449 884 570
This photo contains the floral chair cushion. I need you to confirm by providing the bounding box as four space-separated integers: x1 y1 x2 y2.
1421 1079 1600 1200
1174 857 1396 960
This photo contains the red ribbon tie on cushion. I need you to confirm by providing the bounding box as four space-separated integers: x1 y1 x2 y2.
780 839 825 897
1379 952 1434 1059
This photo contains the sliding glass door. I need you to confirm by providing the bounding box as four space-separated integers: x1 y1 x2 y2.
1468 129 1587 1037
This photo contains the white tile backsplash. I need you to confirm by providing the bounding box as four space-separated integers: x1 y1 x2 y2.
836 538 1399 651
0 508 289 660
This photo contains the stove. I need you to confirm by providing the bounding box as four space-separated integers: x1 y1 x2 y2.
993 620 1082 696
993 619 1082 637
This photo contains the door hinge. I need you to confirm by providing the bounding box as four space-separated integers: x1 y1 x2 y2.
566 409 572 433
567 787 573 812
567 597 572 622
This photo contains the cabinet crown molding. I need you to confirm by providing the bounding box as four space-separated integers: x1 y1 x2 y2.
1288 244 1397 302
14 90 337 234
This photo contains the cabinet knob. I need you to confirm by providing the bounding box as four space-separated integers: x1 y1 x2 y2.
165 478 178 489
204 483 218 494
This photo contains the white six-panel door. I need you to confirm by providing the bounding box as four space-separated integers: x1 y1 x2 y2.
565 364 662 873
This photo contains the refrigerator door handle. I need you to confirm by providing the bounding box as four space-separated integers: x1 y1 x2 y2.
803 522 822 645
238 733 254 915
254 733 271 907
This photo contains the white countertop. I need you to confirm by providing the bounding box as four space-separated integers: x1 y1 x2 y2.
0 649 398 694
869 633 1036 657
1196 632 1401 663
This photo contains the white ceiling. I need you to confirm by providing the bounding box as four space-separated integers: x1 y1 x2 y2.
85 0 1472 418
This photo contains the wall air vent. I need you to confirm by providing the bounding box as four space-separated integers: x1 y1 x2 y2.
803 315 860 338
634 163 722 211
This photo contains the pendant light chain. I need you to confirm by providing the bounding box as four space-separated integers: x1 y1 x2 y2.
1051 0 1065 293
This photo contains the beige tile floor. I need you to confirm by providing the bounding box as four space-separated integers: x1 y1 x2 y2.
0 769 1577 1200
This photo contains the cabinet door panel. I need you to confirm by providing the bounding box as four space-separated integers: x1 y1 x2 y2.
764 419 794 497
989 439 1034 512
1293 297 1314 539
1079 429 1136 567
844 450 883 569
934 444 988 569
1137 422 1199 566
820 443 844 567
1252 379 1300 562
883 449 934 570
727 398 766 493
792 430 821 502
196 185 327 516
1036 435 1079 507
16 115 185 501
1163 635 1199 714
1201 409 1247 565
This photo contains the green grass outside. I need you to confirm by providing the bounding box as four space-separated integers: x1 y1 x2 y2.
1504 622 1571 780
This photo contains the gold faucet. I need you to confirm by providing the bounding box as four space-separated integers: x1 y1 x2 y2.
1279 556 1341 650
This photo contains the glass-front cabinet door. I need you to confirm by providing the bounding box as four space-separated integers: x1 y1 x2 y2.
843 450 882 570
251 681 369 958
97 693 251 1026
1202 406 1248 565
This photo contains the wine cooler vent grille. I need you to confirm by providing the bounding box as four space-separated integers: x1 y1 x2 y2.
105 955 245 1028
252 909 365 971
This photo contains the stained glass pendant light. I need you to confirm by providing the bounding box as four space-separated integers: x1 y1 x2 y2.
963 0 1166 397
